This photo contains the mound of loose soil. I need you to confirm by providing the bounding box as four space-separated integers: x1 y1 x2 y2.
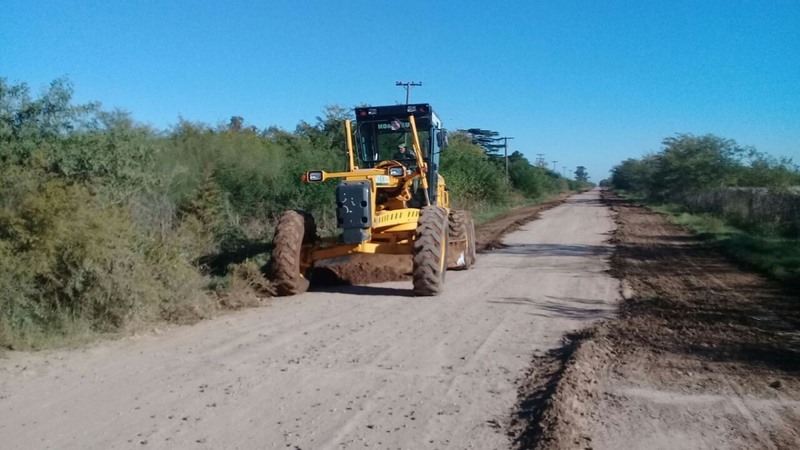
511 191 800 449
316 253 413 285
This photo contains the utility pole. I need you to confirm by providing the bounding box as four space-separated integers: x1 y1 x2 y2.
535 154 546 169
562 166 567 178
395 81 422 105
499 136 514 179
552 160 558 172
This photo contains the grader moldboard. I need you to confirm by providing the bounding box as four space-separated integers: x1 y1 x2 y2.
271 103 476 296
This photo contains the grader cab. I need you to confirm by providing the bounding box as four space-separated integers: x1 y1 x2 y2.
271 103 476 296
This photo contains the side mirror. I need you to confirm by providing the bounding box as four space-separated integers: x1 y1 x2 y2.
437 130 449 149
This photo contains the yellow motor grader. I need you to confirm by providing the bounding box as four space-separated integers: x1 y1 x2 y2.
271 103 476 296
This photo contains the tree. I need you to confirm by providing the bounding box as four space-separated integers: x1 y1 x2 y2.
608 133 800 199
574 166 589 182
294 104 353 163
439 132 510 206
649 133 747 200
610 156 657 195
0 77 98 163
737 153 800 189
228 116 244 132
457 128 504 156
507 152 548 198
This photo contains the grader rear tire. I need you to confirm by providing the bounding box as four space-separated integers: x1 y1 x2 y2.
413 206 449 296
447 210 473 271
465 213 477 267
272 210 317 296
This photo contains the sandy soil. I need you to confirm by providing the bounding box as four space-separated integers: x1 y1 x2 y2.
0 190 618 449
515 191 800 449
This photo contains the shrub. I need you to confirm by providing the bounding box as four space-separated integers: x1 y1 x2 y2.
440 134 510 208
0 165 211 348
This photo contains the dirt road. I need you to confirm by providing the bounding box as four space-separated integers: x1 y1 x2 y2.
0 189 619 449
523 192 800 449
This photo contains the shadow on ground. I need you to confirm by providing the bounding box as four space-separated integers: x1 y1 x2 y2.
492 243 613 257
489 296 615 320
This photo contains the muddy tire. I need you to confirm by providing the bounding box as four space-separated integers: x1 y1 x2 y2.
272 210 317 296
447 210 473 270
413 206 449 296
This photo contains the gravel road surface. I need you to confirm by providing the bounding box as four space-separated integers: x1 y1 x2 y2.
0 189 619 449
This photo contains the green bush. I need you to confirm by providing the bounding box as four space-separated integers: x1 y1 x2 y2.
508 155 548 198
610 133 800 237
611 133 800 201
440 134 510 209
0 165 211 348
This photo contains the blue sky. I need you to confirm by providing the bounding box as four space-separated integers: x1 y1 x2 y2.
3 1 799 180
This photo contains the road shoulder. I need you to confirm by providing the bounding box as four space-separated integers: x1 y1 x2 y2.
509 190 800 449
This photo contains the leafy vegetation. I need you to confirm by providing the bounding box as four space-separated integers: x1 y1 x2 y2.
611 134 799 198
574 166 589 182
457 128 506 156
610 133 800 287
0 77 587 349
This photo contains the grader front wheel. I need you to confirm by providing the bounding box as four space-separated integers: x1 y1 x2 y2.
413 206 449 296
272 210 317 296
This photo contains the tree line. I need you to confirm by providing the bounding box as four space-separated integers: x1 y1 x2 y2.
608 133 800 234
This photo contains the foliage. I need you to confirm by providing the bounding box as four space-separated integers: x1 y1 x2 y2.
456 128 505 156
0 77 97 164
0 165 211 349
574 166 588 182
440 133 510 208
609 133 800 237
613 133 799 201
506 151 563 199
648 134 750 200
610 156 657 195
737 153 800 189
0 80 212 348
0 78 160 201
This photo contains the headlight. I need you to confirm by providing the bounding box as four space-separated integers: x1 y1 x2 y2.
388 166 404 177
307 170 324 182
